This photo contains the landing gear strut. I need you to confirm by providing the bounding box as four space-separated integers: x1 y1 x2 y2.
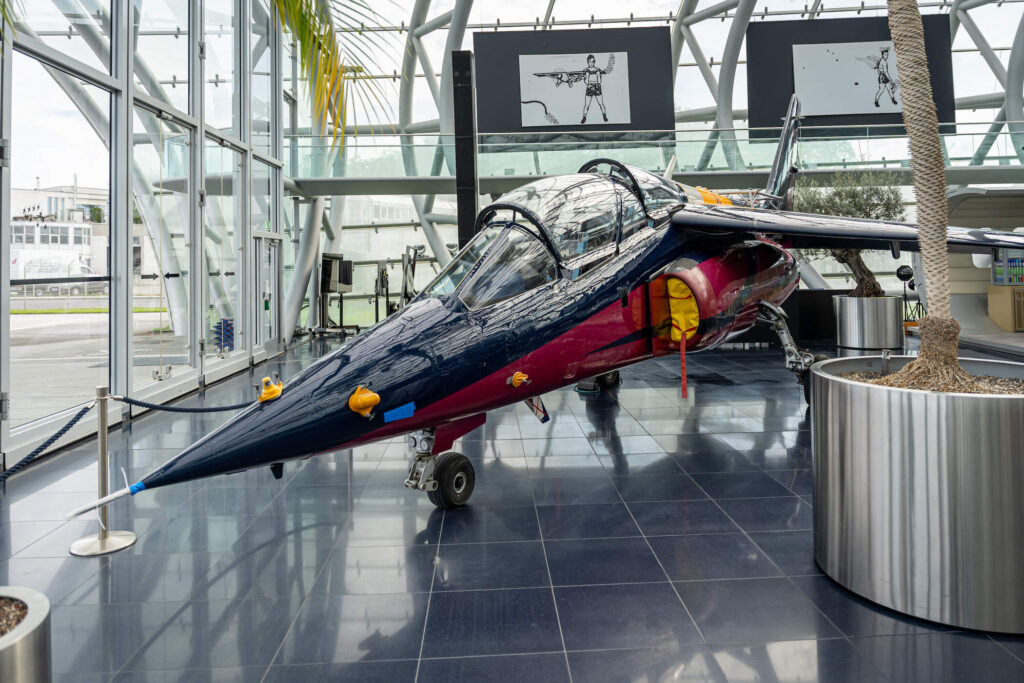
404 428 476 509
757 301 828 402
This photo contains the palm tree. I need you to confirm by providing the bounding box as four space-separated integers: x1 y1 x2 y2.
878 0 980 392
273 0 389 136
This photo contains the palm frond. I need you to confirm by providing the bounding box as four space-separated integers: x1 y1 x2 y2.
273 0 395 140
0 0 22 42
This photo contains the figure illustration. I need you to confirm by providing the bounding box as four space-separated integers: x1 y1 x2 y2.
532 53 615 124
866 47 899 107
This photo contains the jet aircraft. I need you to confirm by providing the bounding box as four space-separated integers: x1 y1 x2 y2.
70 98 1024 515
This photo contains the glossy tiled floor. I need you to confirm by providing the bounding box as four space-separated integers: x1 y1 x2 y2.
2 340 1024 682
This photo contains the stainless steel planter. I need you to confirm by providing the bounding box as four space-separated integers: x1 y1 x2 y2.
833 295 903 350
0 587 51 682
811 357 1024 633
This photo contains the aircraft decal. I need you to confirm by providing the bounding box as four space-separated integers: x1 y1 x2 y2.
383 402 416 423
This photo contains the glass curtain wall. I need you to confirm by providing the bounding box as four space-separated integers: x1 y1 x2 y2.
7 54 112 427
204 141 245 359
1 0 283 453
205 0 241 137
131 107 193 388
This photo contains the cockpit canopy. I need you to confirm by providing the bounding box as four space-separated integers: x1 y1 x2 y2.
417 160 687 309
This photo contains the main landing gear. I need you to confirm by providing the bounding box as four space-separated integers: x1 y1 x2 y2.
404 428 476 509
757 301 828 403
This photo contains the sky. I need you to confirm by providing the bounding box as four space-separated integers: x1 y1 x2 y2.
8 0 1022 190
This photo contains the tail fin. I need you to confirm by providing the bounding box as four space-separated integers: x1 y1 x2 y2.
762 95 801 210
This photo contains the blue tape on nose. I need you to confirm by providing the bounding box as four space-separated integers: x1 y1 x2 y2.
383 402 416 423
129 481 146 495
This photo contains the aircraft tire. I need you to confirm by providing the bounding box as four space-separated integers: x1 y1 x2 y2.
427 452 475 509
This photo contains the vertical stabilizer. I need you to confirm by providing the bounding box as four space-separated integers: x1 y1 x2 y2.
762 95 802 210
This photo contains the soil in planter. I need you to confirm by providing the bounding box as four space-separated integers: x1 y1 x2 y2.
0 597 28 637
841 371 1024 395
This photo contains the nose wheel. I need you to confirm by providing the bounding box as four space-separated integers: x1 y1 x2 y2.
405 429 476 509
427 452 475 509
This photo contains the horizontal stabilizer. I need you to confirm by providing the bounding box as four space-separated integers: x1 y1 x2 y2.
670 204 1024 254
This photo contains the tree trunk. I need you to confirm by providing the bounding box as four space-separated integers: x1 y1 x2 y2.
876 0 980 392
832 249 885 297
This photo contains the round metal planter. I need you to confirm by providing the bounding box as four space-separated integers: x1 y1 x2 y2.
811 356 1024 633
0 587 51 682
833 295 903 350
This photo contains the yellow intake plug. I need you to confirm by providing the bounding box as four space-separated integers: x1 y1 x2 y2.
258 376 284 403
348 385 380 418
507 371 530 388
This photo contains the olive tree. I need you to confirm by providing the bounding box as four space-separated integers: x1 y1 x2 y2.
793 171 905 298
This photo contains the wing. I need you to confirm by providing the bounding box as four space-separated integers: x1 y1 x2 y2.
854 55 879 69
669 203 1024 253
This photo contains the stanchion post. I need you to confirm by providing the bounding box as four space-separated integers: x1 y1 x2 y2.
70 386 138 557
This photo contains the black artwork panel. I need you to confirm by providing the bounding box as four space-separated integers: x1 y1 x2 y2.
746 15 954 139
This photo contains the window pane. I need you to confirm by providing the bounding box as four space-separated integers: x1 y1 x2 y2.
420 226 502 300
204 141 245 358
132 106 193 388
134 0 189 113
618 186 648 240
461 228 557 309
541 180 618 261
19 1 111 73
8 53 110 428
252 159 274 232
251 0 273 156
205 0 240 136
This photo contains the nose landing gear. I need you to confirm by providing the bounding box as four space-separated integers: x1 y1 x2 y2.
404 428 476 509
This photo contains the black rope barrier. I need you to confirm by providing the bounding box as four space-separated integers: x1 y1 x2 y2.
114 395 254 413
0 403 94 483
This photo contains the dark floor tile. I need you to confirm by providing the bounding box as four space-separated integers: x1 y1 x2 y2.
766 469 814 496
853 632 1024 682
312 543 438 595
676 577 842 645
122 597 300 670
611 472 707 502
652 433 738 458
710 638 888 683
277 593 427 664
434 541 549 591
650 533 782 581
670 448 758 474
536 502 641 540
50 601 171 674
748 530 822 576
792 575 955 637
567 646 723 683
993 635 1024 664
555 582 701 651
418 653 571 683
690 471 792 499
263 660 418 683
524 454 607 477
597 452 682 476
530 475 620 505
113 667 266 682
422 588 561 658
440 506 540 544
717 496 813 532
627 500 738 536
545 537 664 586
